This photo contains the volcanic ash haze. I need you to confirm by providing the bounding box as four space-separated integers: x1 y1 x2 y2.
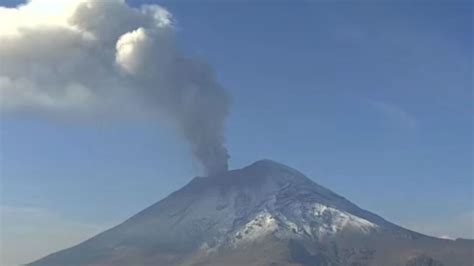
0 0 231 174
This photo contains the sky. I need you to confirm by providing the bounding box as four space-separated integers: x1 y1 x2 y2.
0 0 472 265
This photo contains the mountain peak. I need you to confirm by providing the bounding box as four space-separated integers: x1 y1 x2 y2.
245 159 307 178
202 159 297 178
28 160 474 266
190 159 310 193
247 158 287 169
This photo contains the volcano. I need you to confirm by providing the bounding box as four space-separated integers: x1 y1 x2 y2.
29 160 473 266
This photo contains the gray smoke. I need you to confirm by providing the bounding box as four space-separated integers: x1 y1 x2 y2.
0 0 230 174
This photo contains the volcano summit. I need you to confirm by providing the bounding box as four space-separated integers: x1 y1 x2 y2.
29 160 473 266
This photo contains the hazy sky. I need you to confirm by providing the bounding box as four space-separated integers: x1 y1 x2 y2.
1 0 472 265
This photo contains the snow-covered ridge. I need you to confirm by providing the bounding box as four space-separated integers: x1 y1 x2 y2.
227 201 378 247
164 159 398 250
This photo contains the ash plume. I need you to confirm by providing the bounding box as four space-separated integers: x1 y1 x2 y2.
0 0 230 174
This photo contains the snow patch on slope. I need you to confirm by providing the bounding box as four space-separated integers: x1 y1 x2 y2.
310 203 378 234
225 202 378 248
233 210 278 244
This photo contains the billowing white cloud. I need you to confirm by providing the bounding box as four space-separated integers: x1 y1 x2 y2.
0 0 230 174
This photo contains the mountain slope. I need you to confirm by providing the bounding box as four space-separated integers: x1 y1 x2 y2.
29 160 473 266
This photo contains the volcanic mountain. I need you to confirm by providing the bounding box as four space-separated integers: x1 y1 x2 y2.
29 160 473 266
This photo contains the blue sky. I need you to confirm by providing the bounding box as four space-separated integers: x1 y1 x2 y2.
1 0 472 265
